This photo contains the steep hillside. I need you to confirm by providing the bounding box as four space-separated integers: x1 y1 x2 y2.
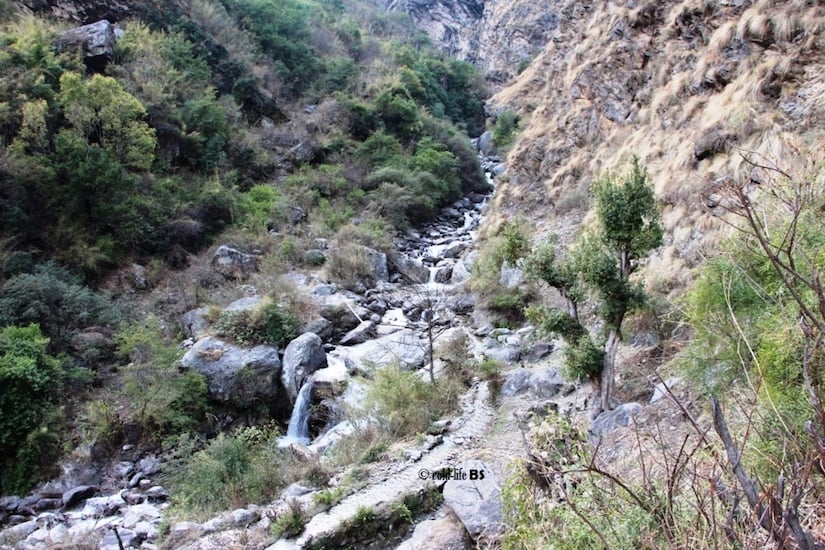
484 0 825 296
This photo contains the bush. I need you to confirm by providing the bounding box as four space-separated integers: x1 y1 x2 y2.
115 317 208 440
0 324 67 493
270 499 307 538
170 425 324 518
492 110 519 147
213 298 299 347
325 243 376 290
366 366 447 439
0 263 119 352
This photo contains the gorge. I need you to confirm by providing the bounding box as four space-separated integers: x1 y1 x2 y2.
2 0 825 548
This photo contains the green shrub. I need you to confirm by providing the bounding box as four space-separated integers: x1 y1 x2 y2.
213 298 299 347
0 263 119 352
237 184 283 231
115 317 208 439
492 110 520 147
171 425 324 518
270 499 307 538
0 324 67 493
365 366 454 439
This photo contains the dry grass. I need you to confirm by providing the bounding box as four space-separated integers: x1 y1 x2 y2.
488 0 825 298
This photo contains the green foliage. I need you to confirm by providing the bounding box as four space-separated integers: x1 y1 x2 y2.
492 110 519 147
214 298 299 347
237 184 283 231
357 442 387 464
524 239 582 302
366 366 451 439
591 157 663 262
470 219 533 324
115 317 207 438
0 263 118 352
0 324 65 493
58 72 156 171
171 425 323 518
271 499 307 538
526 159 661 393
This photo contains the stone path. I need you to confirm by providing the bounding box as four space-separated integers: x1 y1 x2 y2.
269 381 495 549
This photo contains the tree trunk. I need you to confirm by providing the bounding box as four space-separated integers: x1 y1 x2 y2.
601 328 621 411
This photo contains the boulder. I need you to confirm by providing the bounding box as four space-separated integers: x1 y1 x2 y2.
181 337 281 408
55 20 116 65
223 295 263 312
81 495 125 518
397 515 469 550
501 368 532 396
211 245 260 280
338 328 426 373
443 460 503 538
433 265 453 283
62 485 97 509
281 333 327 402
523 342 554 362
531 367 572 398
588 402 643 443
318 292 363 333
363 246 389 284
138 455 161 476
181 307 210 339
477 130 496 156
450 257 472 284
338 320 374 345
303 316 334 342
389 252 430 284
499 262 525 288
483 344 520 364
99 528 138 550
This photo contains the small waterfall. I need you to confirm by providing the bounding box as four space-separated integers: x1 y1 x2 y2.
278 378 314 447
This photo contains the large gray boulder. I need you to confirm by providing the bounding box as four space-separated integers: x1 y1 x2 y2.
180 307 210 339
337 328 426 373
443 460 503 538
363 246 389 284
181 337 281 408
210 245 260 280
388 252 430 284
397 514 469 550
588 402 643 444
281 333 327 401
531 367 572 398
55 20 116 63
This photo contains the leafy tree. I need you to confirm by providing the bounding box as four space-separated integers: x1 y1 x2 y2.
526 158 662 412
58 72 156 171
116 317 207 438
0 263 119 352
0 324 65 493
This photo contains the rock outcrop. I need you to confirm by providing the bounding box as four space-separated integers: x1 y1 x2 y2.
181 337 282 409
280 332 328 402
55 19 116 68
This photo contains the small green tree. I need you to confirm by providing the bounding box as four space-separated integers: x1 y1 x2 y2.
526 158 662 413
116 317 207 438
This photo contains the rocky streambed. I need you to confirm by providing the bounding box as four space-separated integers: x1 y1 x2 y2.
1 152 568 550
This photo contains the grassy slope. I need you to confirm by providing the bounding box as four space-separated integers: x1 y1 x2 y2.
487 0 825 299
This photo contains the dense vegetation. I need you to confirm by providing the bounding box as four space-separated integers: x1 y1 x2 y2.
0 0 488 494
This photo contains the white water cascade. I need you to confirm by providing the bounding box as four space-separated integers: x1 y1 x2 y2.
277 378 314 447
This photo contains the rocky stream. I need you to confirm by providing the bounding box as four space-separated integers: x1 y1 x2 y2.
0 150 585 550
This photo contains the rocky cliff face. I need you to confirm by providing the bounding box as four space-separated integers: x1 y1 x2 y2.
384 0 563 83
